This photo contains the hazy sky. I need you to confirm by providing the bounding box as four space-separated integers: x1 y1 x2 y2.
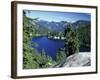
24 10 91 22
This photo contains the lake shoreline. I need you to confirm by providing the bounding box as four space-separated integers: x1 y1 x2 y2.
32 36 90 59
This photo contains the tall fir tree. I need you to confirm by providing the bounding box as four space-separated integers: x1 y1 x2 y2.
64 23 80 56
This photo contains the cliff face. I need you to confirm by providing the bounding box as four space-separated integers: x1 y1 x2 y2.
62 52 91 67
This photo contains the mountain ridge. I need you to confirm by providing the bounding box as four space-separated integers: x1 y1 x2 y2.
37 20 90 32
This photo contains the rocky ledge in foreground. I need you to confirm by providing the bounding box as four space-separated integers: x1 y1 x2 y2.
62 52 91 67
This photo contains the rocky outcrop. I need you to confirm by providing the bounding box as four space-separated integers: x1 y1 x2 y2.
62 52 91 67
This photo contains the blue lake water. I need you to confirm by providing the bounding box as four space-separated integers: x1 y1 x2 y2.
32 36 65 59
32 36 90 59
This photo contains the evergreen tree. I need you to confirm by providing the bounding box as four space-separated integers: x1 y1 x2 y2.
56 48 66 63
64 23 80 56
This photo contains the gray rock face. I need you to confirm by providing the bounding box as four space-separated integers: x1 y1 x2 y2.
62 52 91 67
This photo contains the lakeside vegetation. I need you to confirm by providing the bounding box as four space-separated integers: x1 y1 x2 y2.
23 11 91 69
23 12 58 69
